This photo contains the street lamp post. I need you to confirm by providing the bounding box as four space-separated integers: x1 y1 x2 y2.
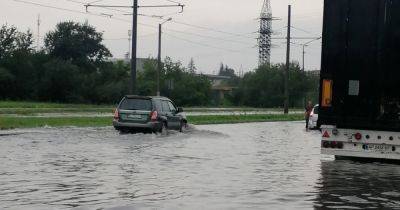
157 18 172 96
301 37 322 71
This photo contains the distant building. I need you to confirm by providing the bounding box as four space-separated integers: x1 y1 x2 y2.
199 74 235 105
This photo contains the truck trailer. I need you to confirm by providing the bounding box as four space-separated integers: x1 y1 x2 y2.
318 0 400 159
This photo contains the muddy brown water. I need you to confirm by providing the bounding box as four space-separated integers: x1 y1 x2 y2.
1 122 400 209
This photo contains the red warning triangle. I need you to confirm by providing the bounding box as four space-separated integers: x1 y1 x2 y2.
322 131 330 138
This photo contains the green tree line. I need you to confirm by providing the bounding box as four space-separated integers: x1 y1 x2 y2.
0 21 319 107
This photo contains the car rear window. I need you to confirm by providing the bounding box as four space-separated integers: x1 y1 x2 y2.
119 98 152 111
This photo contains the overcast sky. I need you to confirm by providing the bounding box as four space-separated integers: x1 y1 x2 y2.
1 0 323 74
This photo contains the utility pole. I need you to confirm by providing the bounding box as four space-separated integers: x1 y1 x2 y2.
284 5 291 114
131 0 138 94
84 1 184 95
157 18 172 96
302 45 305 71
36 14 41 51
157 23 161 96
128 30 132 59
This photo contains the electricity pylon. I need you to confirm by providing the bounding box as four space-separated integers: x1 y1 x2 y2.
258 0 273 66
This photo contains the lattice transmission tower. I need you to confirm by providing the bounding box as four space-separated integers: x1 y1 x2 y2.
258 0 273 66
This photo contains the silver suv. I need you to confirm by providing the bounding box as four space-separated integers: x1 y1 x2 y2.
113 95 187 133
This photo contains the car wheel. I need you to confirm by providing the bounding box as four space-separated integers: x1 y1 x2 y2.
179 120 187 132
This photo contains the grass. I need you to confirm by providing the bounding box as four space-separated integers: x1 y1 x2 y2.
0 101 115 115
0 114 304 130
187 114 304 125
0 108 115 115
184 107 303 112
0 101 303 115
0 101 304 129
0 101 113 109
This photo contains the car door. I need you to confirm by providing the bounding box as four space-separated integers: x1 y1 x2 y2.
167 101 181 129
161 100 179 129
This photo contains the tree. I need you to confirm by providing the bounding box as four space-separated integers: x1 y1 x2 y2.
0 67 15 99
44 21 111 63
187 58 196 73
218 63 236 77
232 62 317 108
0 25 33 60
37 59 82 102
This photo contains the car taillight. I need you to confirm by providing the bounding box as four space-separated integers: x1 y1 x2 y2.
150 111 158 121
114 109 119 120
355 133 362 140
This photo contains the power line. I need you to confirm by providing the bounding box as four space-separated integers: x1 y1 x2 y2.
11 0 320 56
165 0 183 4
66 0 319 43
13 0 130 21
164 33 242 53
104 33 158 40
290 25 320 37
169 20 253 39
165 29 254 45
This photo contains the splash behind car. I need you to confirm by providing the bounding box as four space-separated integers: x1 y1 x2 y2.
113 95 187 133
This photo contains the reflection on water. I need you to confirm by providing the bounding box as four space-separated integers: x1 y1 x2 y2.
314 160 400 209
1 123 400 209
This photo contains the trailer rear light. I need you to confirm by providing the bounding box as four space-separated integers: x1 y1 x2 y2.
150 111 158 121
321 79 333 107
355 133 362 140
323 131 330 138
114 109 119 120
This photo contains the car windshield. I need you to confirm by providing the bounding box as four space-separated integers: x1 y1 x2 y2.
119 98 152 111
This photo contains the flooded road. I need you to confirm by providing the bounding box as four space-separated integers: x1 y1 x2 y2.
1 122 400 209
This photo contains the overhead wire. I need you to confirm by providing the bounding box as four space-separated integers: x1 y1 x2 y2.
12 0 256 53
12 0 320 57
169 20 254 39
164 28 255 46
164 33 243 53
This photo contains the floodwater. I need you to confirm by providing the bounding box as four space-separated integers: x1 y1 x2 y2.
1 122 400 210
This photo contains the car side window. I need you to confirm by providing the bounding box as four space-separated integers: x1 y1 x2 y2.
161 100 171 113
154 99 162 112
168 101 177 113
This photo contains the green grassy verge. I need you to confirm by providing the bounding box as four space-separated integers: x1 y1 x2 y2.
0 101 115 115
185 107 303 112
0 108 115 115
0 101 113 109
0 101 303 115
187 114 304 125
0 114 303 130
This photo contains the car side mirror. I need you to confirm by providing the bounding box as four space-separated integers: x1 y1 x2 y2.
177 107 183 113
